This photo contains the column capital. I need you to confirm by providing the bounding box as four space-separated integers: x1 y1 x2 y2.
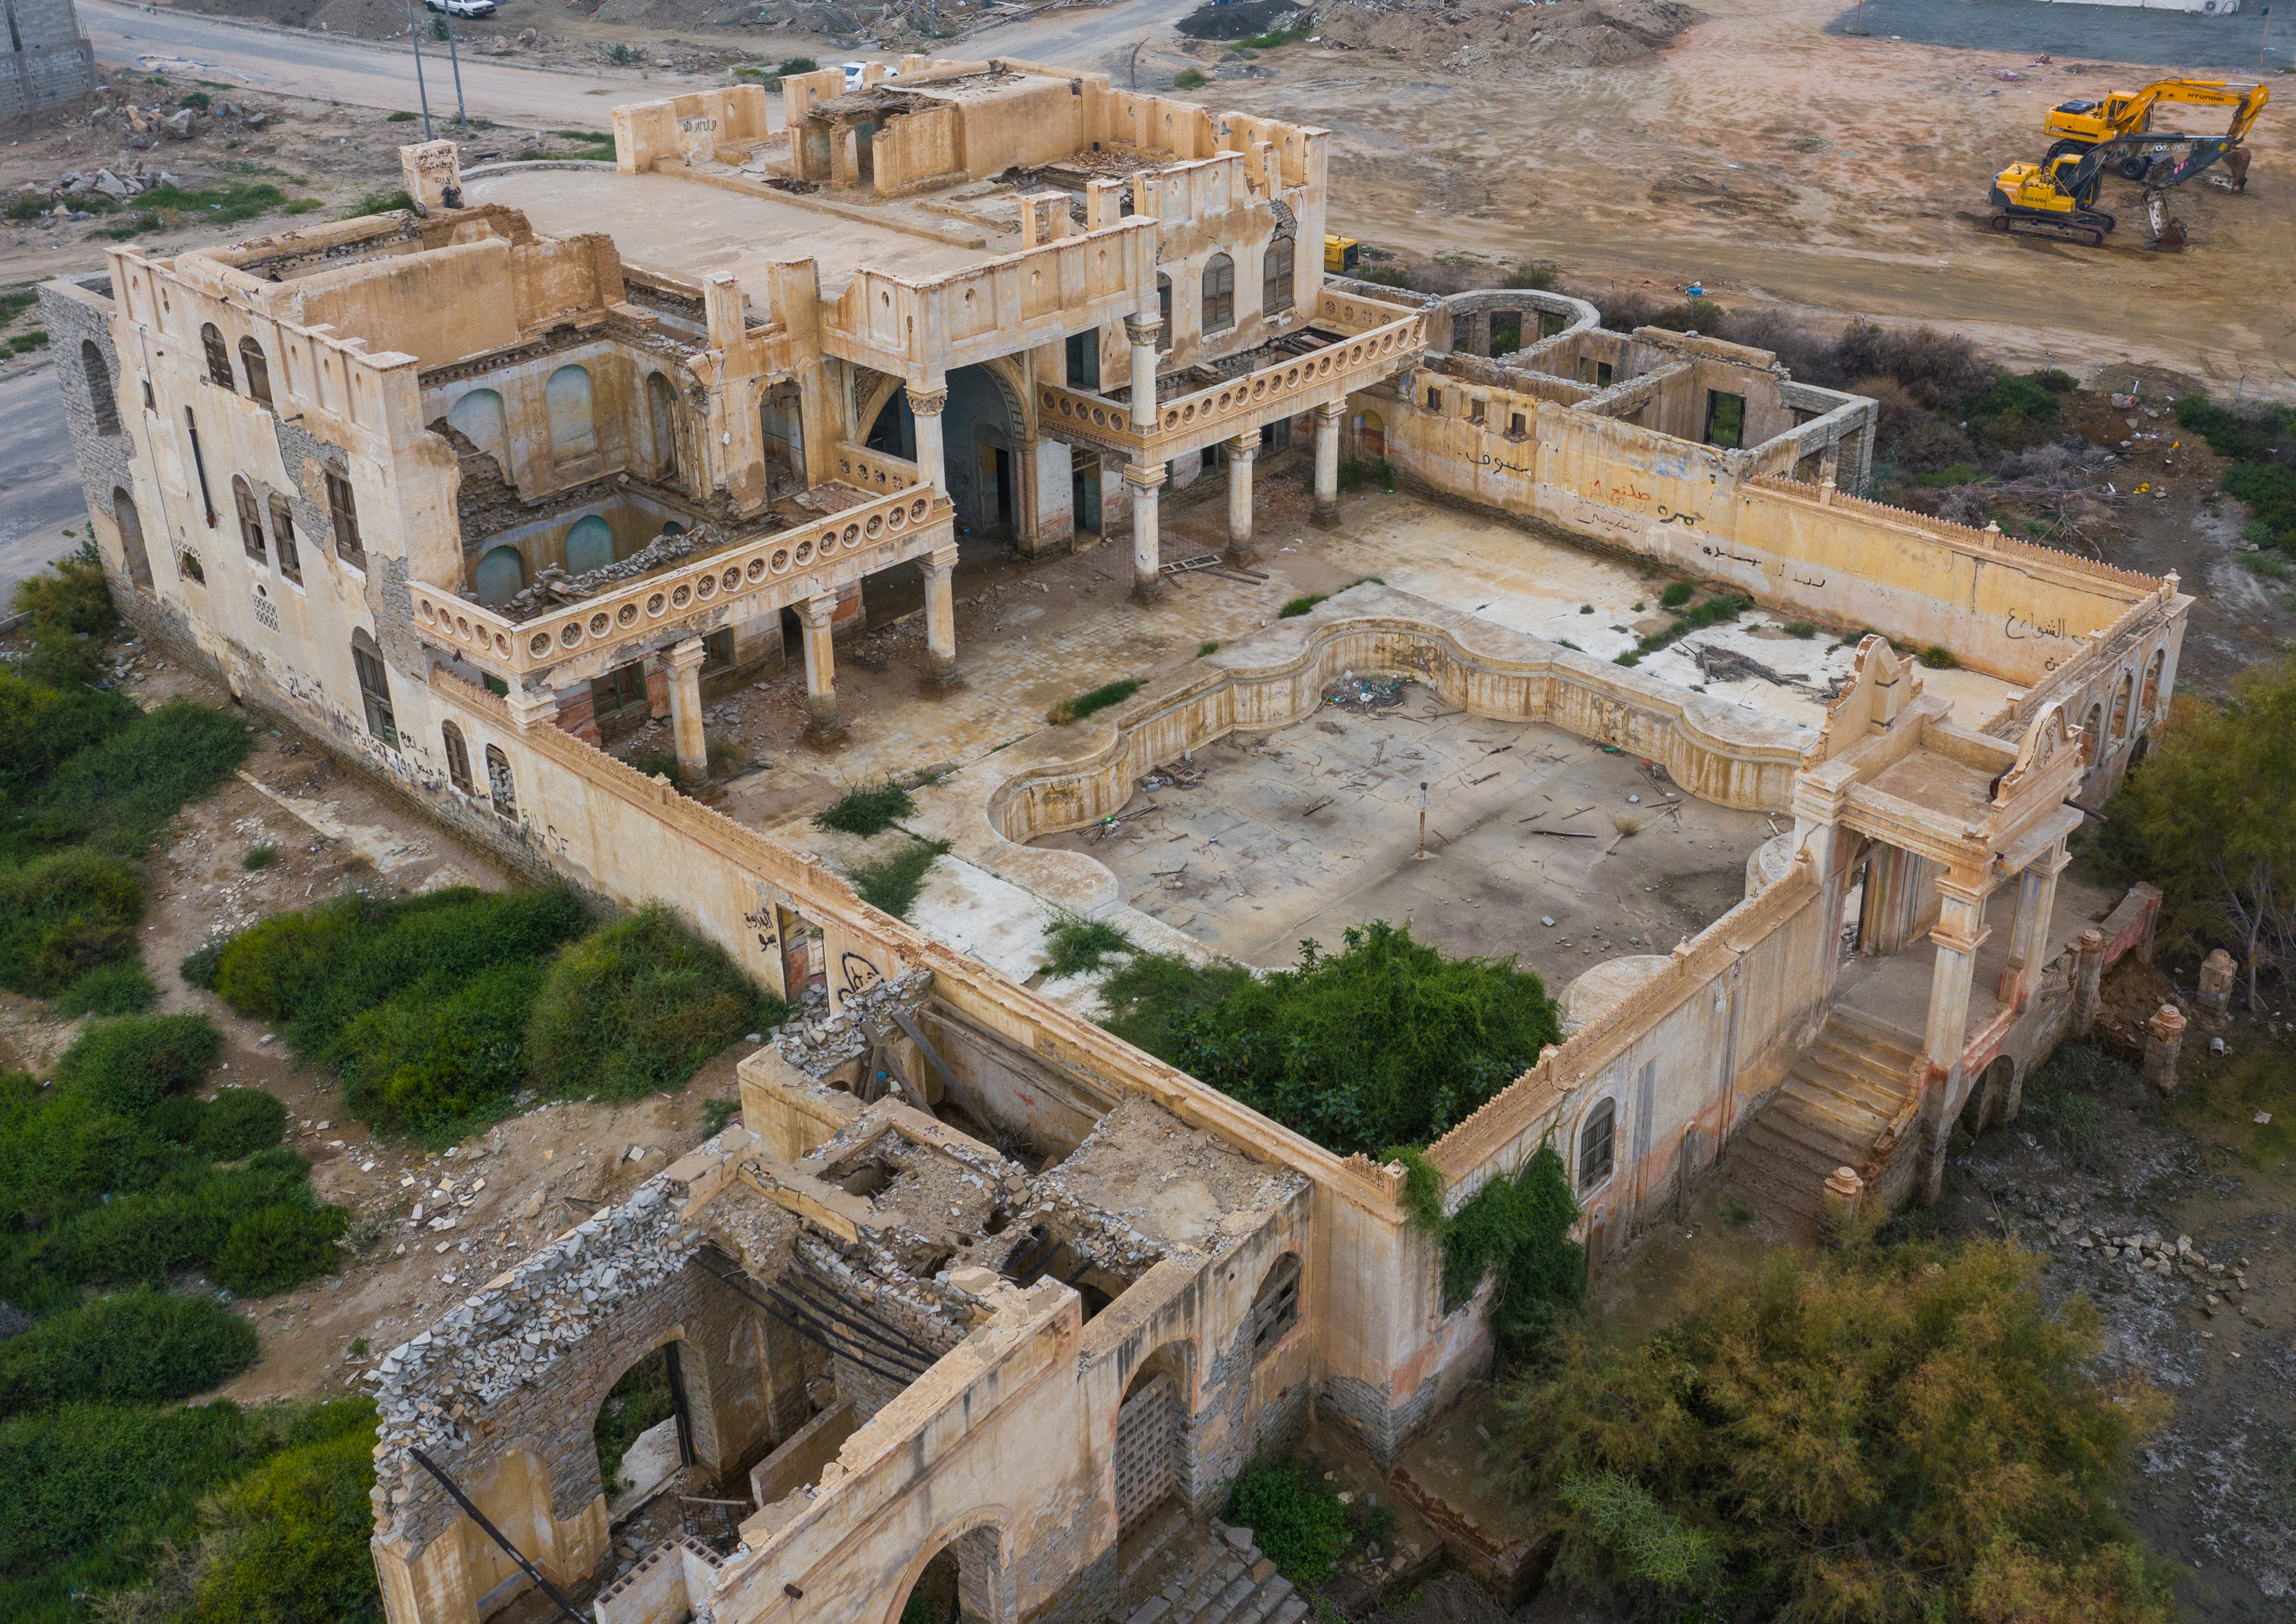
1927 920 1991 957
1226 431 1260 459
801 593 839 630
908 384 948 416
922 543 959 578
506 684 557 732
665 636 707 675
1124 315 1163 350
1314 399 1347 423
1122 462 1167 493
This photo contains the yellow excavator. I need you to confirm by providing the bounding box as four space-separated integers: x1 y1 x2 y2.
2042 78 2267 188
1990 134 2240 249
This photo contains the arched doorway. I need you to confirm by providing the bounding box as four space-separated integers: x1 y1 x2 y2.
474 544 526 607
113 487 151 589
1960 1056 2015 1139
592 1340 693 1511
1114 1342 1193 1531
646 371 679 479
946 364 1024 540
448 386 510 466
1352 409 1386 459
545 365 597 463
864 386 915 460
887 1519 1011 1624
564 514 614 575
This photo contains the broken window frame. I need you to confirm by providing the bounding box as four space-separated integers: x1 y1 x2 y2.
325 468 365 566
199 322 236 393
1201 253 1235 334
351 630 398 749
232 475 266 565
442 721 475 796
1249 1253 1301 1362
1262 233 1294 317
1577 1099 1616 1192
485 743 517 819
269 494 302 585
239 336 274 409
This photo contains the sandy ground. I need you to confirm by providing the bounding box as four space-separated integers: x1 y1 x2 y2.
0 643 760 1406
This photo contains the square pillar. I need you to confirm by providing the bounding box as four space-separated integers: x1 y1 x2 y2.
908 380 948 494
1312 400 1344 529
1125 313 1161 431
922 543 959 687
1125 462 1166 604
1225 431 1259 564
1917 872 1990 1204
1997 839 2069 1011
800 594 843 741
666 636 708 779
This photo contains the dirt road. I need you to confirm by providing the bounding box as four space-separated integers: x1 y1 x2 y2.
79 0 668 124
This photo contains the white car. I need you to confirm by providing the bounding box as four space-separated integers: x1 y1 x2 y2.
840 61 898 90
423 0 498 17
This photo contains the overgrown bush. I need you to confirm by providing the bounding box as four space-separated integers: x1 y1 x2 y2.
847 837 952 922
1493 1241 2173 1622
0 1288 258 1418
52 1013 222 1115
52 958 157 1016
815 781 916 837
524 904 780 1101
0 668 137 800
1047 678 1140 725
9 543 114 637
214 1202 347 1296
183 1403 383 1624
1100 920 1558 1157
193 1087 290 1161
336 962 546 1141
1659 581 1693 608
1044 916 1132 978
4 699 251 861
593 1346 676 1495
0 847 144 996
1224 1461 1352 1586
1399 1143 1583 1358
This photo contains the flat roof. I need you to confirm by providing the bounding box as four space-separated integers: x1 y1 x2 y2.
462 166 993 301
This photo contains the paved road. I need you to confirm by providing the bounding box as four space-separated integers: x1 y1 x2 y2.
1827 0 2286 73
80 0 664 125
978 0 1207 79
0 362 89 602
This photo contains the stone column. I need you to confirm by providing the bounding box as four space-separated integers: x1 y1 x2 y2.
666 637 708 779
1125 314 1161 432
1997 838 2069 1010
2196 949 2236 1016
1918 872 1989 1205
1821 1166 1864 1248
2072 928 2106 1036
2142 1004 2187 1095
1312 400 1344 529
922 542 958 687
1125 462 1167 604
908 381 948 493
1225 431 1258 563
800 594 842 740
1468 310 1491 358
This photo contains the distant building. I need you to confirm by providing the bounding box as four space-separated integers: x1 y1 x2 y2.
1 0 99 122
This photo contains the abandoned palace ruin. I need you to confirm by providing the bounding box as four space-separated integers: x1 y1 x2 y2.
40 56 2188 1624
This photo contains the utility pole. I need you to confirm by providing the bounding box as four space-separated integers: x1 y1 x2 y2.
1416 782 1429 860
403 0 434 141
444 14 468 132
2261 7 2273 72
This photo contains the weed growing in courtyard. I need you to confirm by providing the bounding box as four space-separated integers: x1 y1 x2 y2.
1918 644 1959 669
1660 581 1694 608
850 837 952 921
1199 641 1220 657
242 844 277 871
815 781 917 837
1048 678 1140 725
1278 594 1327 618
1043 915 1133 978
1171 68 1207 89
1224 1462 1351 1586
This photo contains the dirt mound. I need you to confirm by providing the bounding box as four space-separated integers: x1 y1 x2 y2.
1315 0 1703 76
1176 0 1307 40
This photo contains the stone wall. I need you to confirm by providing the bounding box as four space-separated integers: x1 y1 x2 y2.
0 0 98 120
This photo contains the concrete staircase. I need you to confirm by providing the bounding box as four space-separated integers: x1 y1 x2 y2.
1725 1007 1921 1238
1119 1500 1309 1624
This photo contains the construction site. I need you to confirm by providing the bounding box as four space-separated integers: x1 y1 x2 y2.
8 0 2296 1606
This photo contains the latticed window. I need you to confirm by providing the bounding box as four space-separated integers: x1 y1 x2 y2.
1201 254 1235 333
200 323 235 391
351 631 397 749
1262 235 1294 318
1248 1254 1300 1361
1578 1099 1616 1190
239 337 273 409
485 745 517 819
442 722 474 795
232 476 265 563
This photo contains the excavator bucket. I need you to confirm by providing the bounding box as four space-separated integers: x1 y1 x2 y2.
2147 135 2235 189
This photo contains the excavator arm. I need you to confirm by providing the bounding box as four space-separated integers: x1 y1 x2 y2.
2109 78 2267 144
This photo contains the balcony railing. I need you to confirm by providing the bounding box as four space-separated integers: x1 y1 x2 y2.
413 483 950 676
1036 305 1427 460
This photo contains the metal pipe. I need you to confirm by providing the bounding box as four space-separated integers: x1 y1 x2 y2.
772 1279 936 1367
408 1449 587 1624
402 0 433 141
694 1255 922 1386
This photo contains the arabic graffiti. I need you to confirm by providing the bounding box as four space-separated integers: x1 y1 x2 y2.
1475 450 1537 476
2004 610 2069 642
1698 541 1764 567
1655 505 1702 528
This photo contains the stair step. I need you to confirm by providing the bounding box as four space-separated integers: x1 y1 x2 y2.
1804 1043 1910 1106
1774 1081 1889 1150
1790 1056 1903 1122
1825 1006 1923 1062
1732 1128 1838 1203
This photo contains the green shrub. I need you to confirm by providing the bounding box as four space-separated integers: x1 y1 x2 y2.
1101 920 1557 1157
1426 1143 1583 1354
9 544 114 637
193 1088 289 1161
336 188 415 219
1361 264 1412 288
524 904 778 1101
336 962 546 1141
1171 68 1207 89
1972 372 2061 425
1501 260 1560 291
215 1203 346 1297
1048 678 1140 725
0 669 137 799
1782 620 1817 639
1044 916 1132 978
241 844 277 871
2224 457 2296 546
0 847 143 995
1224 1462 1350 1586
1278 594 1327 618
1633 592 1750 659
815 781 916 837
778 54 818 72
1659 581 1693 608
1919 644 1959 668
1913 460 1980 488
1199 641 1220 657
53 958 157 1016
1493 1242 2173 1622
184 1404 383 1624
0 1288 259 1418
385 109 417 121
2174 391 2291 464
6 699 251 860
53 1014 221 1116
847 838 952 923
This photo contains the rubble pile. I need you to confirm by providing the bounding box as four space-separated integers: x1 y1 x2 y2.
774 967 935 1080
495 524 725 620
1312 0 1704 78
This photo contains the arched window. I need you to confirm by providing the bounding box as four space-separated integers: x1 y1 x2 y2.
1577 1099 1616 1191
1248 1253 1300 1361
646 371 678 478
238 337 273 408
544 364 597 463
474 545 526 607
82 341 120 436
2140 648 2165 714
484 744 516 818
563 515 614 576
1262 233 1294 319
442 721 475 795
325 468 363 564
351 628 398 748
178 550 205 585
268 494 301 585
2109 672 2134 739
447 387 508 464
1201 254 1234 333
2081 704 2104 765
1155 275 1172 351
200 323 235 391
232 475 266 563
114 488 152 589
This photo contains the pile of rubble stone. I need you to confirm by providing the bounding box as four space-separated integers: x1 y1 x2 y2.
774 967 935 1080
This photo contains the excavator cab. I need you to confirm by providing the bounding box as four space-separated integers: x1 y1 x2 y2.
1990 154 2114 244
2041 79 2267 178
